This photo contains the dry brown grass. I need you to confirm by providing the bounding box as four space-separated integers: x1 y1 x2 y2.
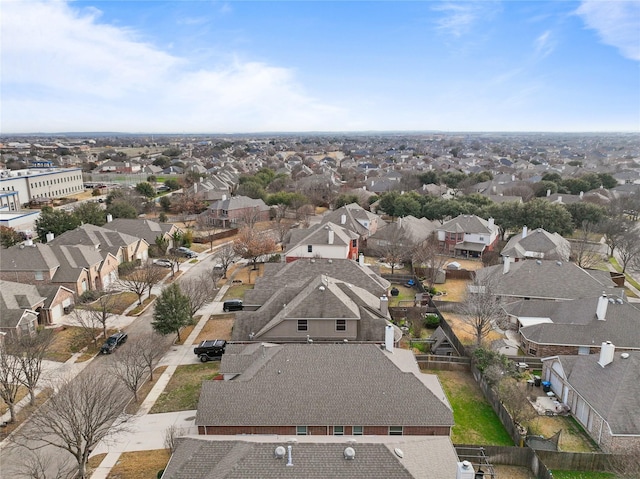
193 315 235 343
127 295 156 316
528 414 599 453
229 263 265 284
0 388 53 441
442 312 505 346
175 324 196 345
492 465 533 479
87 453 108 474
106 449 171 479
45 326 110 362
0 385 28 415
434 278 470 302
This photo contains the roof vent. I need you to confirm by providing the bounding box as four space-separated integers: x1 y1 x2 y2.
536 260 542 265
344 447 355 460
275 446 286 458
394 448 404 458
621 353 630 359
319 286 325 291
556 261 562 266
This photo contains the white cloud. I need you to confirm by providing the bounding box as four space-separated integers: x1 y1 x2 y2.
432 1 500 37
0 0 346 132
576 0 640 61
534 30 555 58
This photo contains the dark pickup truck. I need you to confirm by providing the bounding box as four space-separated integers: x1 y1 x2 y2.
100 331 128 354
194 339 227 362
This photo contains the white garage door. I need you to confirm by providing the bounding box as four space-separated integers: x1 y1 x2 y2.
51 304 63 321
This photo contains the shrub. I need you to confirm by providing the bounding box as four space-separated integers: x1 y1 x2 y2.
79 290 102 303
268 254 282 263
424 313 440 328
118 260 138 276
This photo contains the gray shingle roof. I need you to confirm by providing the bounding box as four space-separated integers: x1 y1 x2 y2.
514 296 640 349
475 260 618 300
321 203 385 238
369 216 438 246
549 352 640 435
439 215 496 235
0 243 60 272
501 228 571 261
162 435 459 479
102 218 176 245
48 224 142 259
0 280 45 328
196 344 454 428
285 222 358 251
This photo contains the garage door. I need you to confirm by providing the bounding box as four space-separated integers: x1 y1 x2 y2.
51 304 63 321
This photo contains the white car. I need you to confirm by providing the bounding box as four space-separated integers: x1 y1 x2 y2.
153 259 172 268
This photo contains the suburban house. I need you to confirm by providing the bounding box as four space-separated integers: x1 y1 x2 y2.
474 258 619 302
368 215 439 252
161 435 462 479
231 258 392 342
0 280 43 338
183 177 232 201
203 195 270 228
321 203 385 242
101 217 179 253
541 345 640 454
196 343 454 437
48 223 149 264
0 243 119 295
500 226 571 262
504 293 640 357
284 222 359 263
436 215 500 258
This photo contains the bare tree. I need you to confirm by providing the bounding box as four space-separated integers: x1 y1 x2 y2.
116 269 150 305
212 243 238 279
12 329 55 406
0 343 23 423
457 273 505 347
498 377 537 429
599 216 629 257
133 332 165 382
412 234 448 289
180 272 217 316
570 221 604 269
164 424 186 454
70 308 102 346
372 222 415 274
110 342 148 403
238 206 262 228
143 262 167 299
14 372 130 479
83 290 118 339
196 214 217 252
14 449 75 479
274 221 291 248
616 228 640 273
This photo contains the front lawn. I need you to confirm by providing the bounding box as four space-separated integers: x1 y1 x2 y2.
435 370 513 445
149 363 219 413
550 472 615 479
222 283 253 300
106 449 170 479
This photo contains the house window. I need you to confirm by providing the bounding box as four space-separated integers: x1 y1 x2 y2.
34 271 43 280
297 320 308 332
352 239 357 247
336 319 346 331
479 236 484 241
528 346 537 355
352 426 363 435
389 426 403 436
578 346 590 355
333 426 344 436
307 245 313 253
296 426 307 436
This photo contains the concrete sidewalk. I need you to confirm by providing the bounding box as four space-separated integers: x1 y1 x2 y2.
89 268 238 479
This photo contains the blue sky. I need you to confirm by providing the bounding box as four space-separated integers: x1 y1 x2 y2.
2 0 639 133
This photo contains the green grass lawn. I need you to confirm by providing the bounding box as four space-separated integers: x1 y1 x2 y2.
435 370 513 446
609 257 640 296
222 284 253 300
149 363 219 413
550 472 615 479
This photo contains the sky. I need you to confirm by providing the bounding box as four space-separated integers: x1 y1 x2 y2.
1 0 639 134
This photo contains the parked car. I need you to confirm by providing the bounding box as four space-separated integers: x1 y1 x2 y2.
173 246 197 258
223 299 243 312
153 258 173 268
100 331 128 354
194 339 227 362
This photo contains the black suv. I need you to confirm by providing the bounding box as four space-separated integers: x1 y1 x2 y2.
223 299 243 312
100 331 128 354
193 339 227 362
